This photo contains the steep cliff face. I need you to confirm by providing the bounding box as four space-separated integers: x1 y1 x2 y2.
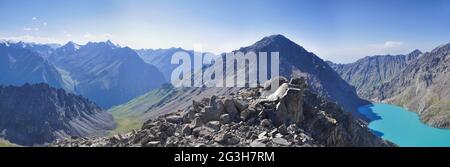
370 44 450 128
53 78 394 147
0 83 116 146
328 50 422 98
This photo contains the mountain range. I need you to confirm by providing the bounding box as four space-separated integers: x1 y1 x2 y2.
0 40 166 109
1 34 449 146
109 35 370 133
330 44 450 128
0 41 64 89
327 49 422 98
49 40 166 108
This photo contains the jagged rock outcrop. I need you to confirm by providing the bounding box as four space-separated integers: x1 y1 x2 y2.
0 83 116 146
52 78 394 147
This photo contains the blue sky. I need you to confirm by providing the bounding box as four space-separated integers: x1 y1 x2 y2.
0 0 449 63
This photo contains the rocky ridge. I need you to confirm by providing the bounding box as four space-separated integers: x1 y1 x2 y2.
327 50 422 98
52 78 394 147
370 43 450 128
0 83 116 146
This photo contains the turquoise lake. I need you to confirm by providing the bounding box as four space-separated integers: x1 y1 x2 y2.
358 103 450 147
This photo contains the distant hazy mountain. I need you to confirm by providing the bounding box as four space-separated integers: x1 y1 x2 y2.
49 41 166 108
328 49 422 98
135 48 194 81
0 83 116 146
369 43 450 128
0 41 64 89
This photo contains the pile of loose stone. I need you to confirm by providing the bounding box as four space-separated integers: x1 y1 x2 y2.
52 77 394 147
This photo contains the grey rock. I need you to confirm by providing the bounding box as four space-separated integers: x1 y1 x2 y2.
182 124 192 136
206 121 221 131
272 137 290 146
190 117 203 128
277 124 289 135
165 115 183 124
233 99 249 112
51 73 395 147
220 114 231 124
260 119 272 128
240 109 252 121
227 136 240 145
214 133 232 143
144 141 161 147
258 131 268 139
223 98 240 121
263 76 288 91
250 141 267 147
289 77 307 86
200 106 221 122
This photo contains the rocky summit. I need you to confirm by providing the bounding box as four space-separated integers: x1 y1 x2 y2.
52 77 394 147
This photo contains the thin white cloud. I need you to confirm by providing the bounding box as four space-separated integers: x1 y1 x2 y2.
0 35 62 44
368 41 404 49
83 32 113 41
318 41 409 63
32 17 37 20
23 27 39 31
83 32 92 38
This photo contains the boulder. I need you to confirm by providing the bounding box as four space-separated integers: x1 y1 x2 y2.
159 122 176 136
269 86 305 126
223 98 240 121
240 109 252 121
206 121 221 131
182 109 195 123
214 133 232 143
220 114 231 124
289 77 307 87
263 76 288 90
277 124 289 135
200 106 221 122
165 115 183 124
143 141 161 147
272 137 290 146
192 127 211 138
260 119 272 128
265 83 289 101
190 117 203 128
250 140 267 147
233 99 249 112
182 124 192 136
227 137 240 145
